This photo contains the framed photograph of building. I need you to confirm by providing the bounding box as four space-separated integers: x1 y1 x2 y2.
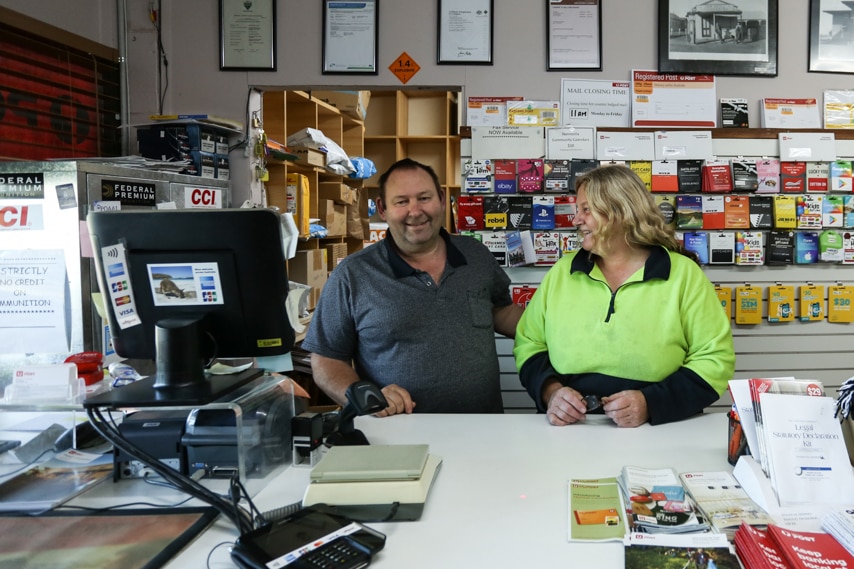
658 0 778 76
809 0 854 73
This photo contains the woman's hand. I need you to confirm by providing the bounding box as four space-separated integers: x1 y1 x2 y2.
602 390 649 428
545 385 588 426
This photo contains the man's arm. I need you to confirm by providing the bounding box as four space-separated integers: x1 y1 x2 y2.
310 353 361 407
492 303 523 338
310 353 416 416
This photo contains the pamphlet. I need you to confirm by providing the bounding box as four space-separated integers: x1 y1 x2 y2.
560 78 631 127
822 508 854 555
760 98 821 129
679 471 771 539
568 477 627 542
768 523 854 569
625 532 736 569
0 452 113 514
631 70 716 128
618 466 708 534
748 377 824 477
760 393 854 508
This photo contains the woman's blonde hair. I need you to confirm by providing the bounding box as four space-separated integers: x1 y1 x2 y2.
575 165 682 254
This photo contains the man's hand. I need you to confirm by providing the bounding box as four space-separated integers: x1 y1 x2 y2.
373 384 416 417
602 390 649 428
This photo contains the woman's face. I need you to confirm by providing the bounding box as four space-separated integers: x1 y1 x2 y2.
573 187 602 253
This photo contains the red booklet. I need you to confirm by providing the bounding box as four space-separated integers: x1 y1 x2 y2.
768 524 854 569
734 523 789 569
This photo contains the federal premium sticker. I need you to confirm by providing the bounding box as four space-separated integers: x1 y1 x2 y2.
0 173 45 199
101 179 156 207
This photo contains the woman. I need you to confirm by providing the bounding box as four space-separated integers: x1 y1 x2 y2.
514 165 734 427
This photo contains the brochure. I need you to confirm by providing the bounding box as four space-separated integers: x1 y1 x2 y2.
679 470 771 539
748 377 824 477
560 78 631 127
0 452 113 514
618 466 708 534
625 533 737 569
760 393 854 508
567 477 627 542
631 70 716 128
768 524 854 569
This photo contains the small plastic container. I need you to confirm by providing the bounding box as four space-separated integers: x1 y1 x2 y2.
65 351 104 386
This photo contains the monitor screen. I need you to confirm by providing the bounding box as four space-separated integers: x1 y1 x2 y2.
84 208 295 408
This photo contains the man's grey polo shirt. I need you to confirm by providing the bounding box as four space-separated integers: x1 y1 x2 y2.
301 230 512 413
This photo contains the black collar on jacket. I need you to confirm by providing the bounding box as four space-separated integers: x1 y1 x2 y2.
570 246 672 282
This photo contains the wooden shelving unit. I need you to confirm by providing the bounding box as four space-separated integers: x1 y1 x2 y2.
261 90 366 256
364 90 461 230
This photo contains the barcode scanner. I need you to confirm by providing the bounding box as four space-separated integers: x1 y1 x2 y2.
325 381 388 447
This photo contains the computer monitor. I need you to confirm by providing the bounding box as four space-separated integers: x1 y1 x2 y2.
84 208 295 408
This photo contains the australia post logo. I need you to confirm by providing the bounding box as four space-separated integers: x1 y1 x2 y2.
0 204 44 231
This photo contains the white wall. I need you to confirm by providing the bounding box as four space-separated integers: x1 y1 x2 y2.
1 0 847 129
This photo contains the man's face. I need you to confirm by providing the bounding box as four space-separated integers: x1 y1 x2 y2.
378 167 445 253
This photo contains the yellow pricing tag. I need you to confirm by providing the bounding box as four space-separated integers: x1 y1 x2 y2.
799 284 825 321
828 285 854 323
715 285 732 319
734 285 763 325
767 285 795 323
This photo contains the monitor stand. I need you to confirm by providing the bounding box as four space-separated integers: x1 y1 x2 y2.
83 317 263 409
82 368 265 409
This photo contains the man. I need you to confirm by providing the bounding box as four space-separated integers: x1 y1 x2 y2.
301 158 522 415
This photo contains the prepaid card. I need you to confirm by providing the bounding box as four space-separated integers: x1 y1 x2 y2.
568 477 627 542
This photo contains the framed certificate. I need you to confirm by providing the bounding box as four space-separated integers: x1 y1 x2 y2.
219 0 276 71
437 0 494 65
547 0 602 71
323 0 379 74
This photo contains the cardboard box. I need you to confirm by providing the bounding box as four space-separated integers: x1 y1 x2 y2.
318 182 356 205
324 243 348 271
320 199 347 236
289 249 328 292
312 90 371 121
293 147 326 168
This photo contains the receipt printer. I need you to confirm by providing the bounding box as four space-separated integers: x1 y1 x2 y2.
115 409 190 480
181 378 296 479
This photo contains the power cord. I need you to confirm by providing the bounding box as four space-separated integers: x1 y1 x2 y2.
85 406 254 534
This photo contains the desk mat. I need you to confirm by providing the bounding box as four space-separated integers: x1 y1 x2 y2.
0 507 218 569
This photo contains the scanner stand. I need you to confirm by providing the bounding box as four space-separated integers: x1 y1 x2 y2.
324 381 388 447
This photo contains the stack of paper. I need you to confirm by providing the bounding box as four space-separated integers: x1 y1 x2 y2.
736 523 854 569
760 394 854 508
747 377 824 476
618 466 709 534
823 509 854 556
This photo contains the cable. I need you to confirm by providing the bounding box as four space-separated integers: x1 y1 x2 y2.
206 541 235 569
85 406 254 534
150 0 168 115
